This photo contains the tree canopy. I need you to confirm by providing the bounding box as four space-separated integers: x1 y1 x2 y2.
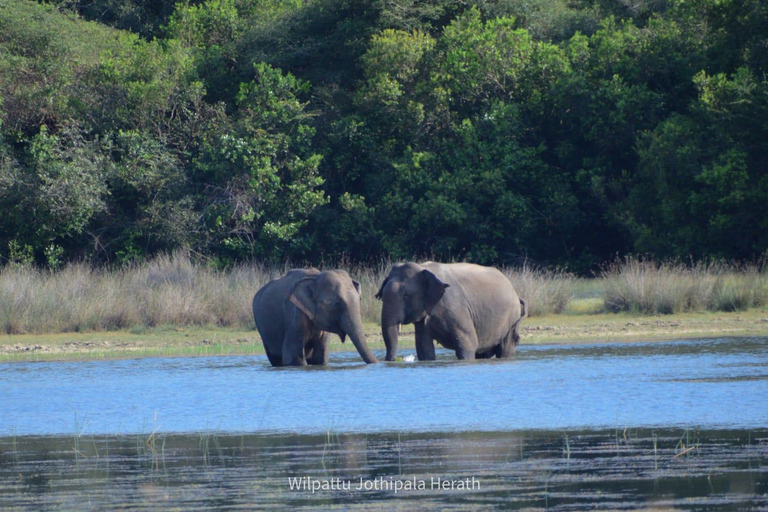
1 0 766 270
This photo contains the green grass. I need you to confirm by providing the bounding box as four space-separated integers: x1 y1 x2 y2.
0 322 408 363
563 297 604 315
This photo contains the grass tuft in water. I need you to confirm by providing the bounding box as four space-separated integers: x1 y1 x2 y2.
673 428 700 459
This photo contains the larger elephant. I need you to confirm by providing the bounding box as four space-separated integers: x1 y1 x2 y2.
253 269 379 366
376 262 527 361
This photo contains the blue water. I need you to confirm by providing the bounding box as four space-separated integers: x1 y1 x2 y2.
1 338 767 436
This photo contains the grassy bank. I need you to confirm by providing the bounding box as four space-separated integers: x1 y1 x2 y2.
1 254 767 362
2 310 768 363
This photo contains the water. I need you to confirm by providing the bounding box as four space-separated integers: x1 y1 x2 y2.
2 337 767 436
1 337 767 509
1 429 766 509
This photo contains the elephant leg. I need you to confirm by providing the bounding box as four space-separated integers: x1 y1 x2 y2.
265 350 283 367
260 336 284 367
282 323 308 366
456 346 477 360
305 333 330 365
414 320 436 360
453 329 479 361
475 348 494 359
497 339 517 358
304 339 315 361
497 325 520 358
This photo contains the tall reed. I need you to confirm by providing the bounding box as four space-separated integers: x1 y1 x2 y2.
0 254 273 334
0 254 391 335
601 257 768 314
2 254 766 335
502 265 577 316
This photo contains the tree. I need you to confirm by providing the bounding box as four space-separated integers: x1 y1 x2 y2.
191 63 327 261
0 125 109 254
623 67 768 259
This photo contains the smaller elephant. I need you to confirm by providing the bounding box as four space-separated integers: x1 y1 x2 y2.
253 269 379 366
376 262 527 361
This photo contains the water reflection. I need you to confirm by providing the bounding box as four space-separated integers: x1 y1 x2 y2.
0 429 766 509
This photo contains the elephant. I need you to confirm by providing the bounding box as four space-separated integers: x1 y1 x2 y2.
253 269 379 366
376 262 527 361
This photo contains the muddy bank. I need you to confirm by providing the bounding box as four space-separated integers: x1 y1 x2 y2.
0 328 263 362
522 310 768 344
2 309 768 362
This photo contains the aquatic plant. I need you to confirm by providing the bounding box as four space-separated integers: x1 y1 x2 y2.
673 428 700 459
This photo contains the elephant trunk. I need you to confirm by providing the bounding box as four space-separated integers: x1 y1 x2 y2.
381 302 401 361
382 323 400 361
341 311 378 364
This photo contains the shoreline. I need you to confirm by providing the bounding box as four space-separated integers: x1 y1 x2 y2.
2 308 767 363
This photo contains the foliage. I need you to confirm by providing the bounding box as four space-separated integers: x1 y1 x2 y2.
1 0 767 270
191 62 327 262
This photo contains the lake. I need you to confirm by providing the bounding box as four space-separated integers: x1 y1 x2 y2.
1 337 767 509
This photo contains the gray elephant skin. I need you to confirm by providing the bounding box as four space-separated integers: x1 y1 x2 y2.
252 269 379 366
376 262 527 361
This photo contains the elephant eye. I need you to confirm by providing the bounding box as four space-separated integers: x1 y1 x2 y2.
403 293 410 300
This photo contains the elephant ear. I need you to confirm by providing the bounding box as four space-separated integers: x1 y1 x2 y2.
286 276 317 319
421 270 449 315
374 277 389 300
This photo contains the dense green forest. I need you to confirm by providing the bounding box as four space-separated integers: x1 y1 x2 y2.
1 0 766 271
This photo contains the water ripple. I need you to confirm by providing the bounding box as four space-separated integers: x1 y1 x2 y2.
1 337 767 435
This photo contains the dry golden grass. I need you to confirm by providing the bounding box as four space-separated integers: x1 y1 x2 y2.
601 258 768 315
2 254 767 336
502 265 577 316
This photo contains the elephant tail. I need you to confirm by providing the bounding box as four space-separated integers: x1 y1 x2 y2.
509 298 528 346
